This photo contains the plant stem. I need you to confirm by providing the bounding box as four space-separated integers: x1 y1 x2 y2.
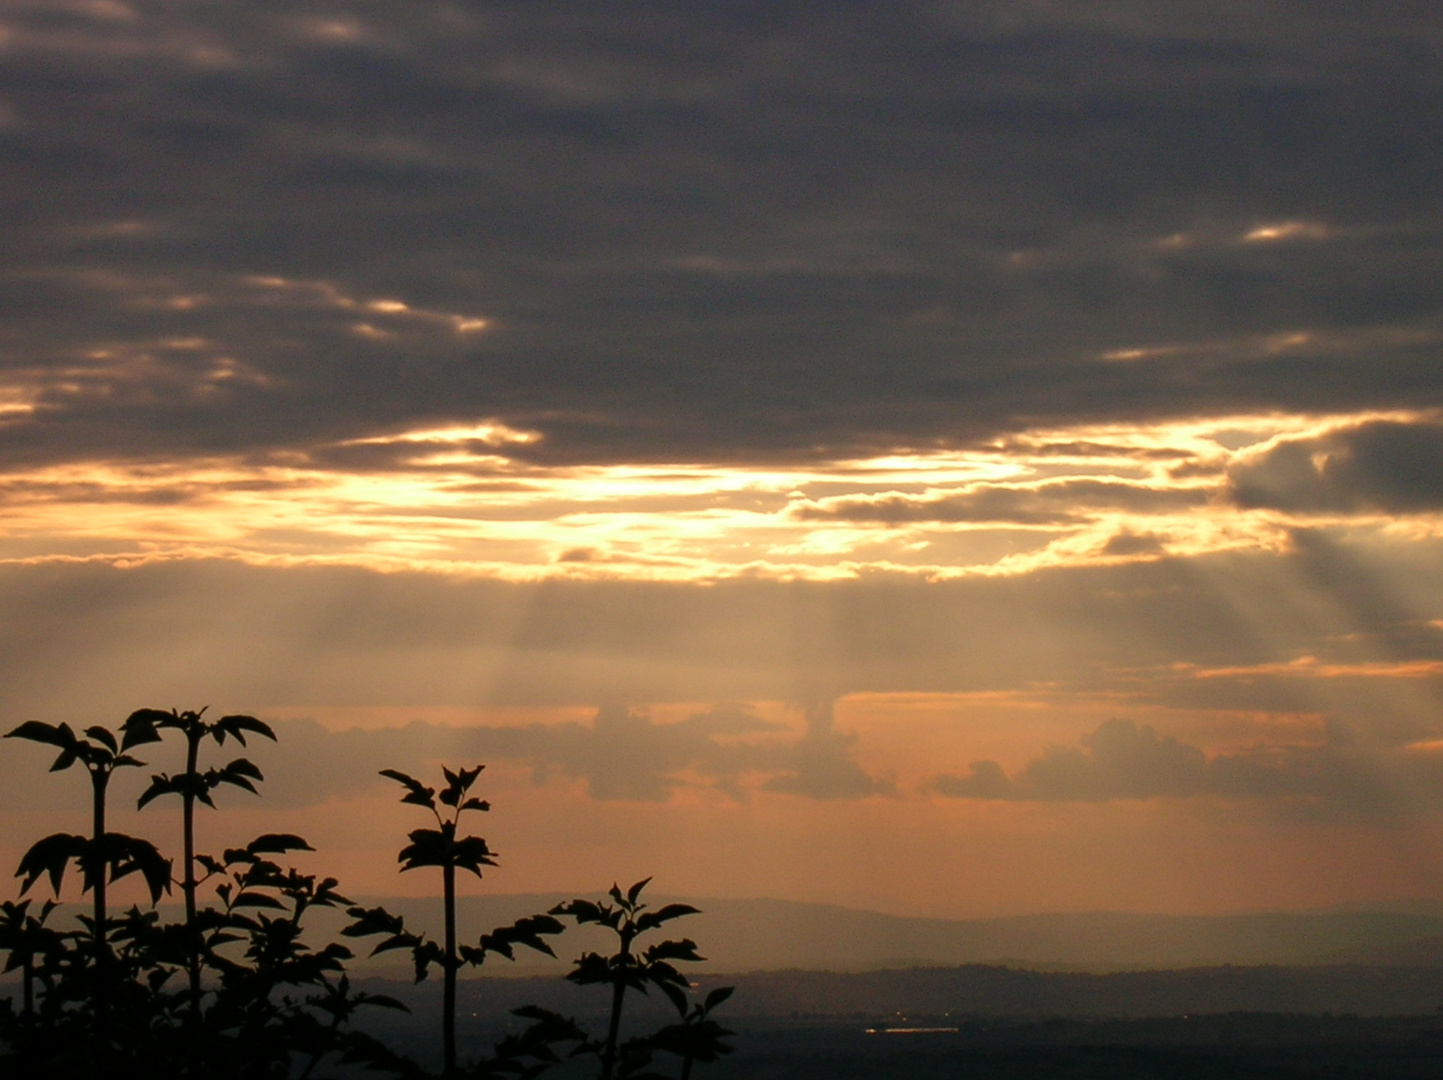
21 954 33 1022
184 726 201 1021
600 937 632 1080
91 766 109 1046
443 858 456 1080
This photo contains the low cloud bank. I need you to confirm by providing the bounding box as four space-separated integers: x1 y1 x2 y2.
932 718 1441 818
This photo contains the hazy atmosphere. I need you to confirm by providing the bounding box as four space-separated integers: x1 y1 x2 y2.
4 0 1443 924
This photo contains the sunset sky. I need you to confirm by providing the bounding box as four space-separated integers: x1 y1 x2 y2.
2 0 1443 922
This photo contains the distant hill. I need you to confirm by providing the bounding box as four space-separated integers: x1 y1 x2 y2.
318 895 1443 975
1329 935 1443 966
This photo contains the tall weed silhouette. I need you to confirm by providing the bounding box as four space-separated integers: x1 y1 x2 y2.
551 879 733 1080
132 706 275 1022
342 766 565 1078
6 714 170 1049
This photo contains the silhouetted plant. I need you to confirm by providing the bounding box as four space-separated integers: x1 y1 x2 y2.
0 710 404 1078
343 766 566 1079
194 833 405 1078
5 715 170 1046
132 706 275 1020
647 986 735 1080
471 1005 590 1079
550 879 716 1080
1 715 738 1080
0 899 66 1052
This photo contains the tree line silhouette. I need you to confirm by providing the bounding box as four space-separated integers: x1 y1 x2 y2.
0 708 734 1079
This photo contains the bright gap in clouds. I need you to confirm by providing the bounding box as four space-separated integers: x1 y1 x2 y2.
1 409 1437 580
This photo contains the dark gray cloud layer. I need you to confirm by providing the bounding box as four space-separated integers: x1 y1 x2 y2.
1229 419 1443 514
2 0 1442 467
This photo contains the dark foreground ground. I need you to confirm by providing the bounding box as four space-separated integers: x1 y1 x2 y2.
692 1016 1443 1079
340 969 1443 1078
358 1011 1443 1079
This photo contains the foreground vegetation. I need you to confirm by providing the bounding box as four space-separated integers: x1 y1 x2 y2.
0 709 734 1079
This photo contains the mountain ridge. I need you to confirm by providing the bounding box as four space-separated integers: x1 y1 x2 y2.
320 894 1443 974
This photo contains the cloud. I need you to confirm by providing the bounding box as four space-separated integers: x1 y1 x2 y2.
0 698 889 812
932 718 1411 815
0 0 1440 472
224 701 890 809
935 720 1208 801
1228 419 1443 515
515 701 779 802
790 479 1209 526
762 701 895 799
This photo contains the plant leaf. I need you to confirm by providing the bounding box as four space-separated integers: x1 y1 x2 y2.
380 768 437 809
247 833 313 855
215 714 276 746
15 832 88 896
5 721 74 749
635 903 701 933
120 711 166 750
84 725 119 753
645 938 704 965
136 773 180 810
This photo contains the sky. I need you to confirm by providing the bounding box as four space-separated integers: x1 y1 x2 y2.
2 0 1443 922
